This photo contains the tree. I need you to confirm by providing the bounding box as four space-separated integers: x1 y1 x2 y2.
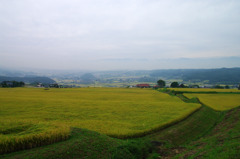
157 79 166 88
179 83 187 88
170 82 179 88
0 81 25 87
214 85 224 89
190 84 199 88
225 85 230 89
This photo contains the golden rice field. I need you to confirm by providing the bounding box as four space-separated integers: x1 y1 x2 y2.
0 87 201 153
169 88 240 92
184 93 240 111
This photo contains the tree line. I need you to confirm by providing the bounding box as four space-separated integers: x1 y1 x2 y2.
157 80 188 88
0 81 25 87
157 79 240 89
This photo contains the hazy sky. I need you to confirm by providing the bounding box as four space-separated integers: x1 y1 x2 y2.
1 0 240 70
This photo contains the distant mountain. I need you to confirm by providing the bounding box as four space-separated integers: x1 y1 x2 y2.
0 76 56 84
150 69 196 79
150 68 240 84
183 68 240 84
80 73 97 84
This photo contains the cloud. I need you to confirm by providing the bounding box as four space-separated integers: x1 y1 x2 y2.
0 0 240 70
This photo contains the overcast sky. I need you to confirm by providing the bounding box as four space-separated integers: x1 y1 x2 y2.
0 0 240 70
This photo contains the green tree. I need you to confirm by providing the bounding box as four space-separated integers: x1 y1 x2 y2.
0 81 25 87
190 84 200 88
214 85 224 89
170 82 179 88
225 85 230 89
179 83 187 88
157 79 165 88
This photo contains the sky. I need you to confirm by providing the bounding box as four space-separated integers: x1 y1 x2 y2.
0 0 240 71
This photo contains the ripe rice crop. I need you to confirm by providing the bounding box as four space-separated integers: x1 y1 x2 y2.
169 88 240 93
0 121 70 154
0 88 200 153
184 94 240 111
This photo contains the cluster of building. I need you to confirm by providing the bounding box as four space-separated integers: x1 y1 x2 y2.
36 83 73 88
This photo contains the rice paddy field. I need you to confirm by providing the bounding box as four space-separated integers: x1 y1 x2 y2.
0 87 200 153
184 93 240 111
169 88 240 93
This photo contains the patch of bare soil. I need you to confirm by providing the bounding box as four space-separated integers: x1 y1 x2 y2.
155 145 186 159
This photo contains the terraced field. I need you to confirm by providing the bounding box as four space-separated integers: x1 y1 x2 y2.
0 88 200 154
169 88 240 93
184 93 240 111
1 87 239 158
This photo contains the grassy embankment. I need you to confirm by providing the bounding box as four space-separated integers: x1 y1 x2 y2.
174 106 240 158
154 88 240 158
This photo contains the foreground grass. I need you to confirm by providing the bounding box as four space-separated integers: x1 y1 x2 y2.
151 106 240 159
148 105 222 146
184 94 240 111
175 106 240 158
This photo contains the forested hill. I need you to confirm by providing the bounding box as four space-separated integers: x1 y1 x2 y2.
150 68 240 84
182 68 240 84
0 76 56 84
